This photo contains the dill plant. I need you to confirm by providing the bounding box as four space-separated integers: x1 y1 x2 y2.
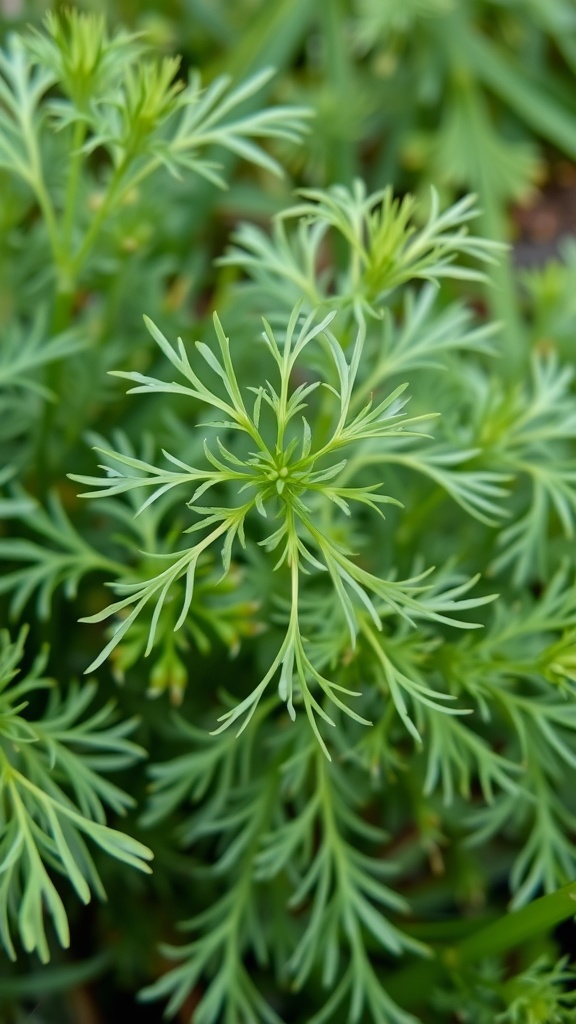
1 7 576 1024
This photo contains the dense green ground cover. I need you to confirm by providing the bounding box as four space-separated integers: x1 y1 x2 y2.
1 2 576 1021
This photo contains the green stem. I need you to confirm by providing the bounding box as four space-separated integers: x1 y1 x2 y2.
51 119 88 332
66 145 185 289
18 89 61 267
449 879 576 966
387 881 576 1009
62 120 88 257
33 175 61 269
23 126 61 286
68 157 131 279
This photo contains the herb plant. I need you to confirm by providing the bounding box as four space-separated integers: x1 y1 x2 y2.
1 6 576 1024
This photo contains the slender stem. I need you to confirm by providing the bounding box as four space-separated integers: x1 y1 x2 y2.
387 880 576 1010
51 121 88 333
62 119 88 257
33 175 61 268
448 879 576 967
276 340 292 454
68 156 132 278
21 109 61 270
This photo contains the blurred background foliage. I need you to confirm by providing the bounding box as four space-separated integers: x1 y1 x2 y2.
3 0 576 358
1 0 576 1022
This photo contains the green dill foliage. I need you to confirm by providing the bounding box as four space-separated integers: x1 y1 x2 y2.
71 301 495 754
267 0 576 374
1 6 576 1024
222 182 502 321
434 954 576 1022
0 4 307 475
0 628 151 964
499 957 576 1023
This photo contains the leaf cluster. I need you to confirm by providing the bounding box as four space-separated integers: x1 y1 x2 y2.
0 629 152 963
